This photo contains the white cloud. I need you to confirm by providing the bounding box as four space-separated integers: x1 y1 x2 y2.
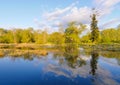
44 6 91 25
44 6 73 21
42 54 120 85
38 2 92 30
94 0 120 17
34 0 120 31
61 7 91 25
100 18 120 29
93 0 120 29
94 0 120 8
43 2 76 21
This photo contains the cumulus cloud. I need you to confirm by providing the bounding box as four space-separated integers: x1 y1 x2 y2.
35 1 91 31
34 0 120 31
43 6 91 26
61 7 91 25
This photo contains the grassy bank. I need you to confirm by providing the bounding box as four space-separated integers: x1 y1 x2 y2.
1 43 120 51
80 43 120 51
0 43 64 57
0 43 58 49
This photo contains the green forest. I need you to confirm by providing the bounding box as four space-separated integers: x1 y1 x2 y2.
0 14 120 45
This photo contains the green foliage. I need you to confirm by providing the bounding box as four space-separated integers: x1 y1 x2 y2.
0 23 120 45
0 28 6 43
64 44 86 68
34 30 48 44
81 26 120 44
101 28 120 43
90 14 99 43
48 32 65 44
5 30 14 43
14 29 22 43
65 22 86 44
0 30 14 43
81 33 91 43
0 22 87 45
34 30 42 44
21 28 34 43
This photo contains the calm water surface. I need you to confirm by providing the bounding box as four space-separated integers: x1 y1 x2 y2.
0 47 120 85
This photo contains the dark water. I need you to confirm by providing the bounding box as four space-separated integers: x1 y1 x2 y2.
0 47 120 85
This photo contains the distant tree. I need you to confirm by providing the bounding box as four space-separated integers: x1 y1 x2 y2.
34 30 48 44
65 22 86 44
48 32 65 44
34 30 42 44
0 28 5 36
0 28 6 43
90 11 99 43
21 28 34 43
117 28 120 43
101 28 120 43
41 30 48 44
13 29 22 43
81 33 91 43
3 30 14 43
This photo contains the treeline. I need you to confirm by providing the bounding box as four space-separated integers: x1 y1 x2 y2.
0 22 87 44
0 27 65 44
1 12 120 45
81 27 120 44
0 25 120 44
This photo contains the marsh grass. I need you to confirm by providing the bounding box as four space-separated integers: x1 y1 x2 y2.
1 43 120 58
7 49 48 57
80 43 120 51
0 51 4 57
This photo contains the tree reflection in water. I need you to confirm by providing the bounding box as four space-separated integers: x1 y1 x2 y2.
90 51 99 76
64 44 86 68
0 46 120 85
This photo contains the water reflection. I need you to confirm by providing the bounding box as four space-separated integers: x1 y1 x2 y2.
90 51 99 76
117 59 120 65
64 44 86 68
0 47 120 85
0 49 49 61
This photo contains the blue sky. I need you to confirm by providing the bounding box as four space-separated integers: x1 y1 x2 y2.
0 0 120 31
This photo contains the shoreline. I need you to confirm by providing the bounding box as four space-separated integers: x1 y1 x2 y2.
0 43 120 51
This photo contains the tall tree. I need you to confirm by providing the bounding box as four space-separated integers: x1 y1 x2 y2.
90 11 99 43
